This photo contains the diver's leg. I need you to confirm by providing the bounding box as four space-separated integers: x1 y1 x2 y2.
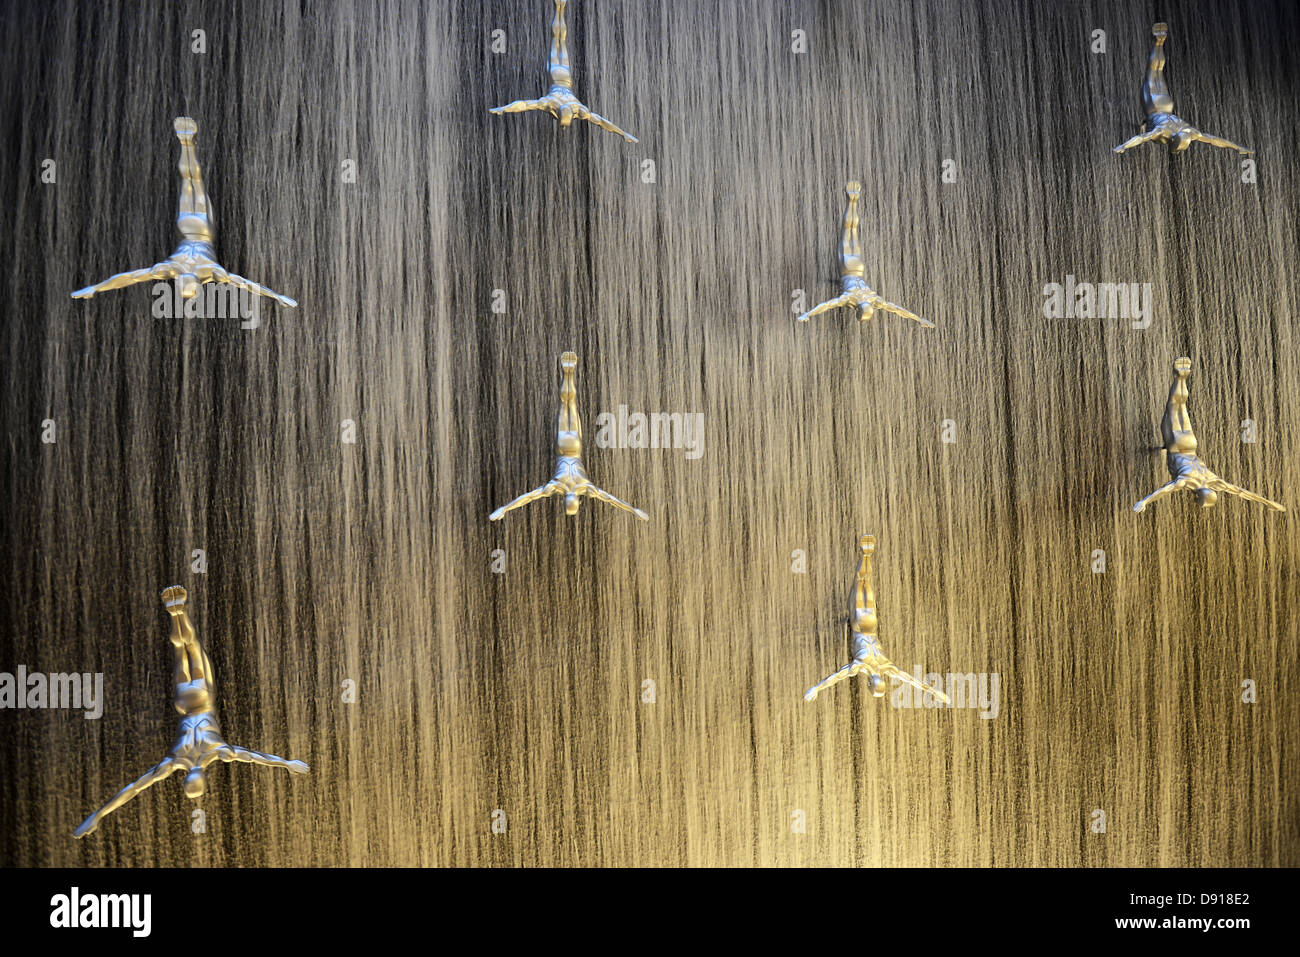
839 182 862 273
173 117 212 233
1161 356 1194 451
558 351 581 438
1142 23 1174 116
853 535 876 622
162 586 215 701
549 0 572 88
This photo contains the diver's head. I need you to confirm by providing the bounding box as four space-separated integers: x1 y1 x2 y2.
559 104 575 127
178 273 201 300
564 492 580 516
183 766 206 799
867 673 887 698
858 302 876 322
1197 487 1219 508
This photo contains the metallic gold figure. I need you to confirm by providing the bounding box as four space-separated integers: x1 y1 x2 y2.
804 536 951 703
490 351 649 522
489 0 638 143
797 182 934 327
1133 357 1284 513
1113 24 1253 156
73 586 308 838
71 117 297 307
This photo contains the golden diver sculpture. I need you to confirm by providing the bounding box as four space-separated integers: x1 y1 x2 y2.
490 351 649 522
71 117 297 307
1113 23 1253 156
797 182 934 327
74 586 308 838
804 536 950 704
1133 358 1285 514
490 0 638 143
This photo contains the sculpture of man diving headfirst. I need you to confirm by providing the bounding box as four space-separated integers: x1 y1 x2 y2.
71 117 297 308
490 0 638 143
490 351 649 522
804 536 950 704
1113 23 1252 156
1133 357 1284 514
73 586 308 838
797 182 934 328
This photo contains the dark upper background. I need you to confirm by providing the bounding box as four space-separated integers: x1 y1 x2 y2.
0 0 1295 866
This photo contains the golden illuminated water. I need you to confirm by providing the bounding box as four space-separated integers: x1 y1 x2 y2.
0 0 1296 866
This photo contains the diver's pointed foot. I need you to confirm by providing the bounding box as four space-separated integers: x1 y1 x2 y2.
1153 23 1168 40
845 181 862 198
173 116 198 138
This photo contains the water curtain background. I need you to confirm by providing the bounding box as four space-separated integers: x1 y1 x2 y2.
0 0 1296 866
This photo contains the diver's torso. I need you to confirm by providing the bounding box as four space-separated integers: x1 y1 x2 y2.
554 456 588 489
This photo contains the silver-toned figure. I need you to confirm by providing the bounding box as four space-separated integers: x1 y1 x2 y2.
1133 357 1284 513
804 536 950 703
74 586 308 838
490 351 649 522
797 182 934 327
71 117 297 307
489 0 638 143
1113 23 1253 156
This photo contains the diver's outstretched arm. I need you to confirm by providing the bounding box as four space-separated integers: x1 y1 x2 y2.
1133 479 1182 512
874 297 936 328
803 660 862 701
72 262 177 299
585 483 649 521
1210 479 1285 512
490 98 550 115
582 110 638 143
880 661 951 704
797 293 853 322
1113 127 1164 153
208 265 298 308
1190 130 1253 155
217 744 310 774
73 758 181 838
489 482 558 521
